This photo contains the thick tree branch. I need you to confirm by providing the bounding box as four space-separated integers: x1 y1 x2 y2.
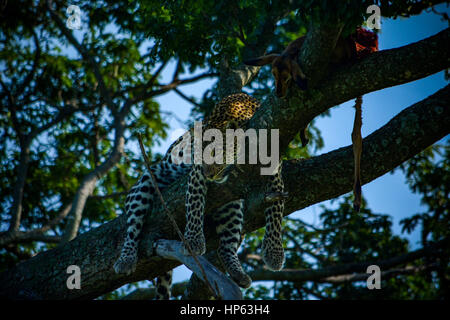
0 83 447 299
122 263 435 299
7 141 31 232
217 60 260 98
316 28 450 114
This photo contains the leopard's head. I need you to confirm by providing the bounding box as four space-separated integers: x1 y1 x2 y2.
202 93 260 183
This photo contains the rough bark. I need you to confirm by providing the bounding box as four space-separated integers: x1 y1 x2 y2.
248 239 448 282
123 248 441 299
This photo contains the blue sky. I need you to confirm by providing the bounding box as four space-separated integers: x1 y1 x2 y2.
149 5 450 284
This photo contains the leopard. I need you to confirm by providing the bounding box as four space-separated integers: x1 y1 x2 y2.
113 93 286 299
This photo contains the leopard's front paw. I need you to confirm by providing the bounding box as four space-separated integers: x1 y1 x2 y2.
182 233 206 256
261 241 285 271
113 253 137 275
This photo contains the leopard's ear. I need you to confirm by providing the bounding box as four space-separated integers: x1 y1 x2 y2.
243 53 280 66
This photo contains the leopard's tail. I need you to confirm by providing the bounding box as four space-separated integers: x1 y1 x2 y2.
155 270 173 300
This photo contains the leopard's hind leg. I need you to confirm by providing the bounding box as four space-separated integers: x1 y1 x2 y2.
114 161 189 275
113 172 155 275
214 199 252 288
261 166 285 271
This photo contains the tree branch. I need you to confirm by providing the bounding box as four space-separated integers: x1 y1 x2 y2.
0 203 71 247
124 72 218 108
60 112 127 242
248 239 447 283
217 59 260 98
243 85 449 231
320 264 436 284
216 10 281 98
7 141 31 232
0 233 62 245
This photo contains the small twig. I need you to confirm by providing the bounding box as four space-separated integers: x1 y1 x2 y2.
137 134 219 299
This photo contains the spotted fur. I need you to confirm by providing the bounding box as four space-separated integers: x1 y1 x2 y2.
261 169 285 270
113 93 286 298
